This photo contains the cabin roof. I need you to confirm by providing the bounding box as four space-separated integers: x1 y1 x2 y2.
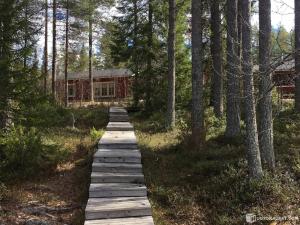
253 59 295 73
275 59 295 71
57 69 134 80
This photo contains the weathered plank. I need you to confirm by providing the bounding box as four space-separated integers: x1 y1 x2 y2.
94 149 141 163
99 131 137 145
109 107 128 114
85 197 152 220
107 122 134 131
91 172 144 183
92 162 143 173
109 115 130 122
89 183 147 198
84 216 154 225
98 131 138 149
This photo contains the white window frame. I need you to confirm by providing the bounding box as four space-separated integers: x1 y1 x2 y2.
94 81 115 98
68 83 76 97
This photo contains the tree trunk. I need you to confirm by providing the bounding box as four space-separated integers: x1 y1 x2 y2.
210 0 223 118
132 0 139 106
166 0 176 129
241 0 263 178
258 0 275 169
52 0 56 97
24 4 28 68
89 1 94 102
191 0 204 148
145 0 153 111
64 0 69 107
225 0 241 137
295 0 300 111
44 0 48 94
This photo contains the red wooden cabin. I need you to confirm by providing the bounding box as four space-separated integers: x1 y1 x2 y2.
272 60 295 99
56 69 134 102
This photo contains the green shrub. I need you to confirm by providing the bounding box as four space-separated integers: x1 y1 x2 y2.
0 126 66 179
90 127 104 142
0 182 8 201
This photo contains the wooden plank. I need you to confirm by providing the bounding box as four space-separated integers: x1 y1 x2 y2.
92 162 142 173
109 116 129 122
109 107 127 114
85 197 152 220
91 172 144 183
99 131 137 145
89 183 147 198
84 216 154 225
94 149 141 164
106 122 134 131
98 143 138 149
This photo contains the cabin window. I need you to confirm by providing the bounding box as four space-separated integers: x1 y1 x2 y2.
94 82 115 98
68 83 76 97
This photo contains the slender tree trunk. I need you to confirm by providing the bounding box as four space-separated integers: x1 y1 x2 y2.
225 0 241 137
145 0 153 111
133 0 139 106
295 0 300 111
64 0 69 107
24 4 28 68
241 0 263 178
191 0 204 148
210 0 223 118
52 0 57 97
44 0 48 94
237 0 242 58
89 1 94 102
258 0 275 169
167 0 176 129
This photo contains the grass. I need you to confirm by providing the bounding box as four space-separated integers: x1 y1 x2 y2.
0 106 108 225
131 108 300 225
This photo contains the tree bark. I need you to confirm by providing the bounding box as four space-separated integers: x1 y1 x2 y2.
65 0 69 107
132 0 139 106
89 0 94 102
167 0 176 129
191 0 204 148
241 0 263 178
225 0 241 137
145 0 153 111
52 0 57 97
258 0 275 169
210 0 223 118
44 0 48 94
295 0 300 111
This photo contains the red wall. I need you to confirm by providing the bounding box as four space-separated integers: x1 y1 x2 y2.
56 77 131 102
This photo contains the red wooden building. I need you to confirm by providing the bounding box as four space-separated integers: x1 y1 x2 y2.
273 60 295 99
56 69 134 102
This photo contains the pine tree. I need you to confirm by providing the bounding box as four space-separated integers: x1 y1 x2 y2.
52 0 57 97
44 0 48 94
166 0 176 128
210 0 223 118
191 0 204 148
295 0 300 111
241 0 263 178
258 0 275 170
225 0 241 138
65 0 70 107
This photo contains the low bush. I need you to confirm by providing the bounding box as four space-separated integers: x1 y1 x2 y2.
90 127 105 142
0 126 67 179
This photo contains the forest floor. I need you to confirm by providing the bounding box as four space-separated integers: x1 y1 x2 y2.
1 105 299 225
132 106 300 225
0 107 108 225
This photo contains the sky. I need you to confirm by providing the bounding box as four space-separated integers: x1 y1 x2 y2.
252 0 294 31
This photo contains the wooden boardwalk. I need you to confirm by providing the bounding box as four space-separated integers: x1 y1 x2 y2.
84 107 154 225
